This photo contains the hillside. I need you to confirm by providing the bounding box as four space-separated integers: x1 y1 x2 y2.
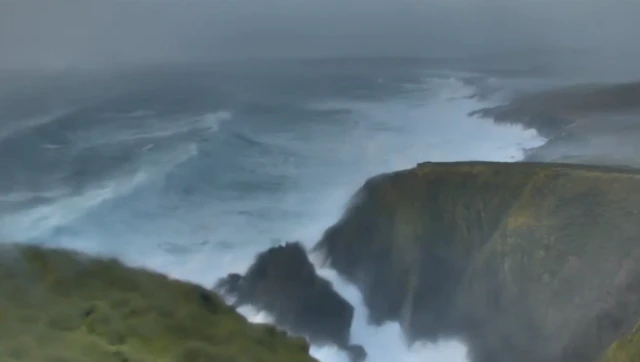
0 244 317 362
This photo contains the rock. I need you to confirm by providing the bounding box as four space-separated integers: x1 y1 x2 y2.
560 254 640 362
346 344 367 362
215 242 364 361
313 161 640 362
0 243 317 362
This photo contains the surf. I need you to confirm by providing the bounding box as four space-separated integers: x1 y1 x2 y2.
0 67 546 362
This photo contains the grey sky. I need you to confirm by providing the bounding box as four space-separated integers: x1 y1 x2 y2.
1 0 639 71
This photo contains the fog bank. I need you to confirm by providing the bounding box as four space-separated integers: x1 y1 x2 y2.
1 0 640 76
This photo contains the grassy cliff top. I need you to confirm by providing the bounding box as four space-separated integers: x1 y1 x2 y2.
601 320 640 362
316 161 640 361
0 243 317 362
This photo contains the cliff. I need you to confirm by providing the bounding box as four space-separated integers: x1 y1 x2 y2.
0 243 317 362
313 161 640 362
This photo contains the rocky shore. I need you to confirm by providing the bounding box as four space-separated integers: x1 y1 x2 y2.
5 77 640 361
310 161 640 362
4 160 640 362
216 161 640 362
471 80 640 168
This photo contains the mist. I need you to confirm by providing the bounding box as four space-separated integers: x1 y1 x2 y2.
1 0 640 76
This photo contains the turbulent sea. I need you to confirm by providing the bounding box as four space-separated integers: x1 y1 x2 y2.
0 59 547 362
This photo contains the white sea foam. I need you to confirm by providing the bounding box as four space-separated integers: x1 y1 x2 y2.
1 76 546 362
311 267 470 362
0 109 73 143
0 142 199 241
0 170 149 241
221 78 543 362
75 110 232 149
115 77 544 362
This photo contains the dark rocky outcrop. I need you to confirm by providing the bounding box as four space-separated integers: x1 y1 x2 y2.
0 243 317 362
215 242 365 362
313 161 640 362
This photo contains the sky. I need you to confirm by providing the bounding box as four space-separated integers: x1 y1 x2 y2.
1 0 639 72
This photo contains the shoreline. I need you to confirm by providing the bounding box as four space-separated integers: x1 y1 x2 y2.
471 80 640 168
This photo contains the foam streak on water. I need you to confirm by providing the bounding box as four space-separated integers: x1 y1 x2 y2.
238 79 544 362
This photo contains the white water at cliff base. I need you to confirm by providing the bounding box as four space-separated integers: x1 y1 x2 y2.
205 78 544 362
1 73 546 362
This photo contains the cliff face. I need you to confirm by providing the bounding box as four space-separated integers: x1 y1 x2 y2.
0 244 317 362
313 161 640 362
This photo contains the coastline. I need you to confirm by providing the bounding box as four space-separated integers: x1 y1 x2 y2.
470 80 640 168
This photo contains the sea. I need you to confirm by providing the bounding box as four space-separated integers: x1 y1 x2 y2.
0 58 547 362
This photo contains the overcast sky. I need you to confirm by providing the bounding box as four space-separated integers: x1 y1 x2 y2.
1 0 639 70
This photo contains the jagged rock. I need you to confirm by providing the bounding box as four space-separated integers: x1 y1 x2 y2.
215 242 365 361
313 161 640 362
0 243 317 362
346 344 368 362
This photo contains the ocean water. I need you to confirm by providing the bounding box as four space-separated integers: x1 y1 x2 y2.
0 60 546 362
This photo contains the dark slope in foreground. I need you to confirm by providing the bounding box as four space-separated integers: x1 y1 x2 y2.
314 161 640 362
0 244 317 362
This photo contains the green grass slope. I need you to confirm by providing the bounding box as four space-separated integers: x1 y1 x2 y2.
0 244 317 362
600 320 640 362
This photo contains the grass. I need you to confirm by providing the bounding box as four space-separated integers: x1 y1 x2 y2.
0 244 316 362
600 320 640 362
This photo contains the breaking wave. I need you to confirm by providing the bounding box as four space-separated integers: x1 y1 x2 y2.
0 68 546 362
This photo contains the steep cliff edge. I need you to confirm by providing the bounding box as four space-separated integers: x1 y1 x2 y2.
0 244 317 362
313 161 640 362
